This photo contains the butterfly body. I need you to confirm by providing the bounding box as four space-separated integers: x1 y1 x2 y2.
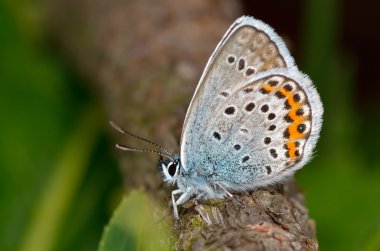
115 16 323 219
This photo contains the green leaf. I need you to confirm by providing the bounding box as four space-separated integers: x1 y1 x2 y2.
98 191 173 251
363 223 380 251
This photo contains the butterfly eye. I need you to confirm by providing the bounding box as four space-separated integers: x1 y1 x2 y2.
167 162 178 177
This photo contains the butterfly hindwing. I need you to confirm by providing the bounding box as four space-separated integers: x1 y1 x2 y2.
195 69 323 189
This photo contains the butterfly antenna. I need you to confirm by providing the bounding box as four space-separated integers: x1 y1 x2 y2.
109 121 174 157
115 144 175 162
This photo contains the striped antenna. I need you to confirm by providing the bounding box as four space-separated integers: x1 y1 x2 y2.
110 121 175 161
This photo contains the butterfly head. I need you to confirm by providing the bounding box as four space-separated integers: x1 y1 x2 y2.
160 156 182 185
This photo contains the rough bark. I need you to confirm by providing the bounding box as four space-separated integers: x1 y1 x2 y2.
48 0 319 250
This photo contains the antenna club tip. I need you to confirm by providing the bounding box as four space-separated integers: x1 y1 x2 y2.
109 120 116 127
109 121 125 134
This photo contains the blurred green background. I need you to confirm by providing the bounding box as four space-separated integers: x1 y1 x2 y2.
1 0 379 251
0 1 122 251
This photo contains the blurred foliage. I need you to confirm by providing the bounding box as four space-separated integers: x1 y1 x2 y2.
0 1 122 251
0 0 379 251
98 191 172 251
296 0 380 250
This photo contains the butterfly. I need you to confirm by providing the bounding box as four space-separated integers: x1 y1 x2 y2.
112 16 323 219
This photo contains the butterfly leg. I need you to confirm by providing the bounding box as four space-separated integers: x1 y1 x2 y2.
172 187 194 219
216 182 246 212
191 192 203 205
171 189 183 219
175 188 192 205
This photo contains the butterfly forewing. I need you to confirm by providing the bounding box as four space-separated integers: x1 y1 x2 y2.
181 16 296 172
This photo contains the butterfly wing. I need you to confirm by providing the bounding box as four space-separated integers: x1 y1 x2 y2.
193 68 323 190
180 16 295 172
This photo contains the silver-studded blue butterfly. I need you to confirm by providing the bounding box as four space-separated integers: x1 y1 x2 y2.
112 16 323 219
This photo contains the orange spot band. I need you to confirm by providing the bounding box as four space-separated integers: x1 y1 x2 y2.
262 84 275 92
286 142 298 159
279 87 307 140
